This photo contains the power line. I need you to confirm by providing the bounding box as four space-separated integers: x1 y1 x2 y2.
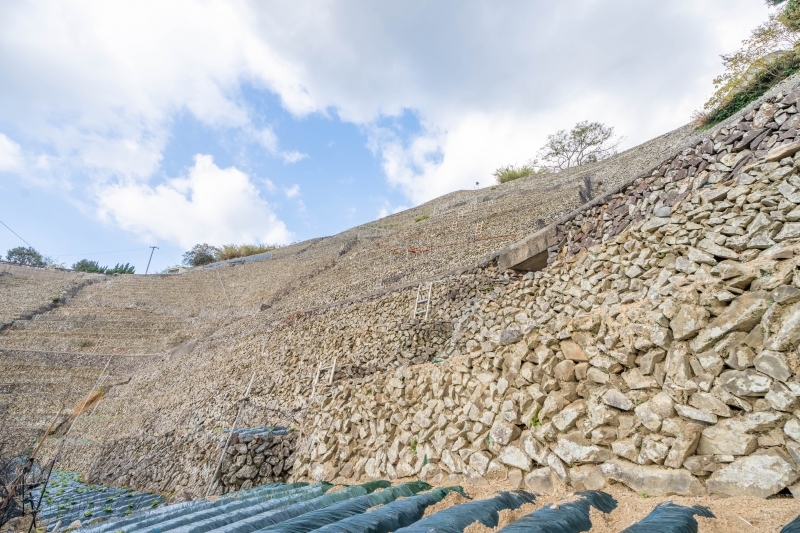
52 247 153 258
0 220 33 248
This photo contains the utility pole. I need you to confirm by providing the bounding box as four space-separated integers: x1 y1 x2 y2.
145 246 159 274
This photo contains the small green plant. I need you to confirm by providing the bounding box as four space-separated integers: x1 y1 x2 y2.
84 510 93 518
52 298 60 303
104 506 113 513
57 504 67 510
411 439 418 454
150 500 159 508
493 164 547 184
640 492 649 498
124 510 132 516
530 407 541 427
414 214 429 223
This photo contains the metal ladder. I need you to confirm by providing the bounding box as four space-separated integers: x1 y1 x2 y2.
311 356 337 398
413 282 433 320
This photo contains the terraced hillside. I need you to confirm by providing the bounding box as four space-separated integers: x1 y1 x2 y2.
6 73 800 531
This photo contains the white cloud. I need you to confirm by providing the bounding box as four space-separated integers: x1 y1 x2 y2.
283 184 301 198
97 154 291 248
0 133 23 172
280 151 308 164
377 200 408 220
252 127 308 164
0 0 774 221
238 1 769 202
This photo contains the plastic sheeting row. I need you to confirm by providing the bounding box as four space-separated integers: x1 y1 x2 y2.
32 471 162 531
40 475 800 533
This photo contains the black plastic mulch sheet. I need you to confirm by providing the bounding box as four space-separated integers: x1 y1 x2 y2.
620 502 714 533
496 490 617 533
253 481 431 533
394 490 536 533
313 487 465 533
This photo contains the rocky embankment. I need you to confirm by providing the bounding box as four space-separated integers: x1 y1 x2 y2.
217 431 297 493
296 91 800 499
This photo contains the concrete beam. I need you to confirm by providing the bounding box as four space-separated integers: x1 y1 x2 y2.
497 225 559 271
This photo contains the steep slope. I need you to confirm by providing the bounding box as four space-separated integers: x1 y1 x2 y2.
6 74 800 508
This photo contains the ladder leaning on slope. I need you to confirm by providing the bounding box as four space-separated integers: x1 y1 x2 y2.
311 356 337 399
413 282 433 320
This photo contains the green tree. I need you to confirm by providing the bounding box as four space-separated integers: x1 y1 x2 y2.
769 0 800 31
72 259 135 274
6 246 46 267
182 243 218 267
700 1 800 124
107 263 135 274
537 121 622 171
72 259 106 273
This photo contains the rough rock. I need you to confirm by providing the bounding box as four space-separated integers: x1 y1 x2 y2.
719 369 772 397
524 468 560 494
569 465 606 490
765 302 800 351
498 328 523 345
690 292 772 352
707 452 799 497
552 433 613 465
600 459 705 496
670 305 709 341
755 350 793 382
697 424 759 456
497 444 533 472
490 420 521 446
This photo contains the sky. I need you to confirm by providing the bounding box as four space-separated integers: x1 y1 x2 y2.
0 1 773 272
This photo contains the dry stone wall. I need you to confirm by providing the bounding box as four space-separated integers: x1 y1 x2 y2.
217 431 298 493
0 266 103 327
41 266 512 495
10 77 800 500
551 86 800 265
295 93 800 499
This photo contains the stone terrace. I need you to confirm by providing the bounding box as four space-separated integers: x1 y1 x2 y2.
7 75 800 502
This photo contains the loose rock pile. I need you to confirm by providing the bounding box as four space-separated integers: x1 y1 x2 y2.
218 431 297 493
297 91 800 499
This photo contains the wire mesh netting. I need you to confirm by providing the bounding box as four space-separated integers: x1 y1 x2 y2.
30 471 163 531
0 456 48 529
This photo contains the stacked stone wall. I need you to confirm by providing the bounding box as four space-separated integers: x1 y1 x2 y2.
293 91 800 499
8 75 800 499
216 431 297 493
